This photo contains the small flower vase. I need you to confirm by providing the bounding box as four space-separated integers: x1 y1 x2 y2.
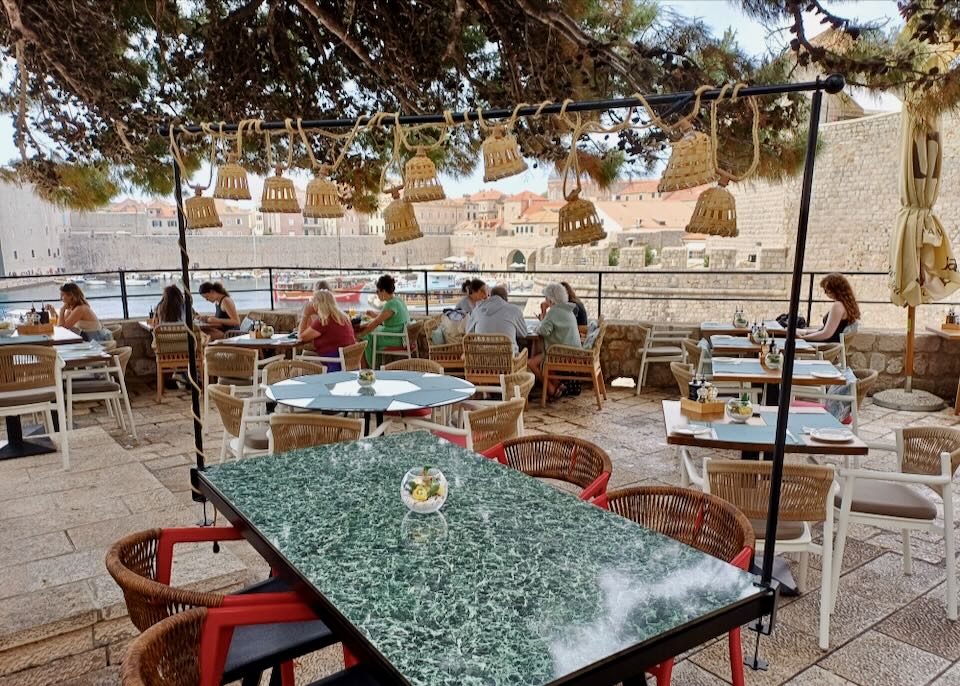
400 467 448 514
358 369 376 387
764 351 782 370
725 396 753 424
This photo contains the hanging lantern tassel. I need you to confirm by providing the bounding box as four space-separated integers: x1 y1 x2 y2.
303 166 344 218
383 187 422 244
184 187 222 230
403 147 445 202
213 152 252 200
482 126 528 182
260 167 301 214
658 129 718 193
686 180 737 237
556 189 607 248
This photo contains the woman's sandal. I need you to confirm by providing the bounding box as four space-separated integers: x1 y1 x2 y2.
549 383 567 402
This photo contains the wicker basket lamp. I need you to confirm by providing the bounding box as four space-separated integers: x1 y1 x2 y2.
686 182 737 237
557 188 607 247
658 130 718 192
482 126 528 182
383 187 423 244
260 166 300 213
212 152 251 200
184 187 221 230
403 147 445 202
303 166 343 219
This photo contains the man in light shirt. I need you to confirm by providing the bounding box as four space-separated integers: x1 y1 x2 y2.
466 285 527 352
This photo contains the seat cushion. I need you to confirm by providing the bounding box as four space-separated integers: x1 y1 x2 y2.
70 379 121 394
835 479 937 520
646 346 682 355
790 400 824 409
223 619 336 683
243 427 270 451
748 518 806 541
218 376 253 386
0 390 56 407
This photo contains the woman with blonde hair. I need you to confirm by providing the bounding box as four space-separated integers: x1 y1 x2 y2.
298 289 355 371
801 273 861 343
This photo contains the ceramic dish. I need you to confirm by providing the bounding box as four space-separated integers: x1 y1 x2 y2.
673 426 712 436
808 427 854 443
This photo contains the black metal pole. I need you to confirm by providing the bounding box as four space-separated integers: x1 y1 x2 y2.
268 267 275 310
173 156 206 502
761 83 829 585
118 270 130 319
597 272 603 319
423 269 430 316
805 272 815 325
159 76 845 136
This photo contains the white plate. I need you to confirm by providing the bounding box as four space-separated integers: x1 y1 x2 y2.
809 428 854 443
673 426 712 436
811 371 843 379
711 357 736 363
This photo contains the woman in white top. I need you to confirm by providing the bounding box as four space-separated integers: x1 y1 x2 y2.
47 283 112 342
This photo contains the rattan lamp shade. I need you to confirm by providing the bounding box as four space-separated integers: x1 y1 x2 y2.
260 167 301 213
184 187 222 230
212 153 251 200
383 189 423 244
303 169 343 219
403 148 445 202
686 185 737 237
556 189 607 247
658 131 719 192
482 127 528 182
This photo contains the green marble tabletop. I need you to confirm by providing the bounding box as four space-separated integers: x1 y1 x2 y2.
204 432 759 686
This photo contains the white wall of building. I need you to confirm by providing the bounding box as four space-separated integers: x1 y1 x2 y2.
0 183 67 276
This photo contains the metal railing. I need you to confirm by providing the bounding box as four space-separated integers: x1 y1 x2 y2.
0 266 923 325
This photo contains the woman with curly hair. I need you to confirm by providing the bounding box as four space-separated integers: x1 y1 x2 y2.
800 273 861 342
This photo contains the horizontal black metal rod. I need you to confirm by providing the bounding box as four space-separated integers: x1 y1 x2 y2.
158 74 844 136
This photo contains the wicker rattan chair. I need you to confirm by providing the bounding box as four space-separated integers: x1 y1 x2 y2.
300 340 368 372
706 459 837 649
107 527 338 685
382 358 444 374
421 317 464 373
121 607 380 686
263 359 326 385
492 435 612 502
817 343 842 365
605 485 754 686
269 414 364 453
851 368 878 409
541 322 607 409
680 338 702 375
501 371 535 407
463 333 527 389
833 426 960 621
153 324 203 404
413 397 525 453
0 344 69 467
203 346 259 422
207 384 270 461
670 361 694 398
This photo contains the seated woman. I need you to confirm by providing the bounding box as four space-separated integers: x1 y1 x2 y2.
357 274 410 368
47 283 112 342
527 283 581 400
456 278 488 314
561 281 589 326
152 285 186 325
800 273 861 342
195 282 240 340
298 290 355 372
298 280 331 336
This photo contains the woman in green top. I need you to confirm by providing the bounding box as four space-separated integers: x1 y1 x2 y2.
528 283 581 400
358 274 411 367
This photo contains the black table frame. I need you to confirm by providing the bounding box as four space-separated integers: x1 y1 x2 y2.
0 416 56 460
196 468 777 686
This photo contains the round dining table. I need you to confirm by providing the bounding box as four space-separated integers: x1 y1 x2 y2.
265 370 476 434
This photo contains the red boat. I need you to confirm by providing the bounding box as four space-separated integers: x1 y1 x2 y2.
273 276 371 305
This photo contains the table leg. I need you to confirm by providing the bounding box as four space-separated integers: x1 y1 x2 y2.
0 415 56 460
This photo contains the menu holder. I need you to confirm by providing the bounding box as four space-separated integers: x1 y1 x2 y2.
680 397 725 417
17 323 54 336
942 322 960 331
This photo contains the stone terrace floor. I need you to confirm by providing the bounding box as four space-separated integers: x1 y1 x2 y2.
2 379 960 685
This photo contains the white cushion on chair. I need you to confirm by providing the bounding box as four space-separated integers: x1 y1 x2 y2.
835 479 937 520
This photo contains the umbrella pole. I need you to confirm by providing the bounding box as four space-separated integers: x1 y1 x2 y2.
905 306 915 393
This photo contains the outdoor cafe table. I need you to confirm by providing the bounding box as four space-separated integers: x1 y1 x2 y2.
700 320 785 338
925 325 960 415
0 326 83 346
711 358 847 388
211 332 301 351
709 335 816 356
196 431 774 685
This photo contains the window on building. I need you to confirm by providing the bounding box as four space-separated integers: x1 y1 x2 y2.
13 250 17 259
167 220 177 227
152 219 162 227
31 250 35 258
48 249 51 256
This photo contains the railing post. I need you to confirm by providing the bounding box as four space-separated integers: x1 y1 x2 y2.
805 272 815 324
423 269 430 316
118 270 130 319
597 272 603 318
268 267 275 310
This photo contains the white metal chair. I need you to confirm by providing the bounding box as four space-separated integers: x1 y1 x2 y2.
64 346 138 439
206 383 271 461
371 320 424 369
636 324 694 395
705 458 838 650
832 427 960 621
203 346 260 423
299 340 368 372
0 345 70 468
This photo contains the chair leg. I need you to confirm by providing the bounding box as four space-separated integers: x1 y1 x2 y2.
636 354 647 395
728 627 745 686
65 379 74 432
819 509 835 649
156 366 164 403
944 485 957 620
56 395 70 470
592 374 602 410
831 481 854 613
541 368 549 407
798 552 809 594
901 529 913 575
120 379 138 440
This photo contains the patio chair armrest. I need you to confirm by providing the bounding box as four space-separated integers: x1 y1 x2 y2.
431 342 463 355
546 345 593 361
156 527 244 584
256 354 285 368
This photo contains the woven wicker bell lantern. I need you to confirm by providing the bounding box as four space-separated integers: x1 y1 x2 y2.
556 189 607 247
303 166 343 219
686 182 737 237
260 167 301 214
184 187 222 230
482 126 528 182
383 188 423 244
403 148 445 202
212 152 251 200
658 130 718 192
